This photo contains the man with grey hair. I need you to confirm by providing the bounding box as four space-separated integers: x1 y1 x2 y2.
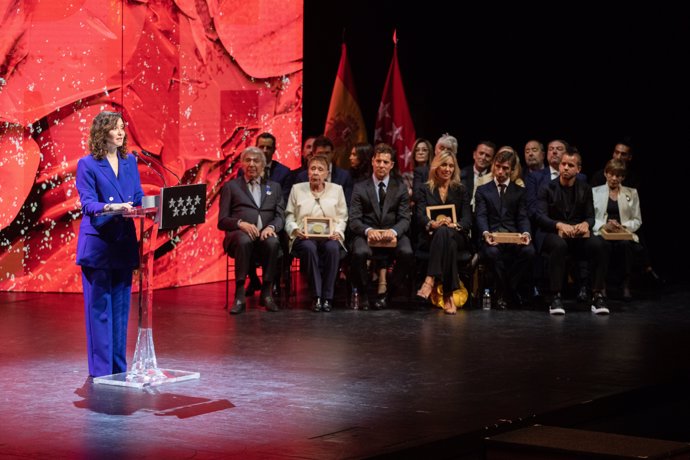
218 147 285 314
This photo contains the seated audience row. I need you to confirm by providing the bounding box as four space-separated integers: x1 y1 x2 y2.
218 133 652 317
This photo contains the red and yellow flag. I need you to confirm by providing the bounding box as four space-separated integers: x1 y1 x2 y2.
324 43 368 169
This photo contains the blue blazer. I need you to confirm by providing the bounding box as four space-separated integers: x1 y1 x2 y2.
475 181 531 235
75 153 144 269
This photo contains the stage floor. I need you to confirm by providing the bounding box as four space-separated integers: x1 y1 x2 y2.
1 279 689 459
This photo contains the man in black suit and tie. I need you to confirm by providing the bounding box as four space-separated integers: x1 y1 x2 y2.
536 147 609 316
475 150 535 309
349 143 413 309
218 147 284 314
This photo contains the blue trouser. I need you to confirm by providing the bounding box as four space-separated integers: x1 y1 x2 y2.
81 266 132 377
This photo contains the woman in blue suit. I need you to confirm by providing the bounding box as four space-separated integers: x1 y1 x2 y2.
76 111 143 377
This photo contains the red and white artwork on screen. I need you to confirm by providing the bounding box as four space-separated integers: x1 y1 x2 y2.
0 0 303 292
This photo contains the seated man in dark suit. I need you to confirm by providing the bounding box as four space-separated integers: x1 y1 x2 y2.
238 132 291 295
218 147 285 314
349 143 414 310
475 149 535 309
294 135 353 203
536 148 609 316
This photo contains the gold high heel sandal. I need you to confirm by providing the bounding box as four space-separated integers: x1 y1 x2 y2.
443 296 457 315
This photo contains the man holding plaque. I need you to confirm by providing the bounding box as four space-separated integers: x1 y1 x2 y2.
349 143 414 310
536 147 609 315
475 149 535 309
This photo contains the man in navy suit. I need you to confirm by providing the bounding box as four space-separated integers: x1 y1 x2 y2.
294 135 353 203
76 111 144 377
218 147 285 314
475 150 535 309
349 143 414 309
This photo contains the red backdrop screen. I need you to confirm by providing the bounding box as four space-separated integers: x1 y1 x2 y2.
0 0 303 292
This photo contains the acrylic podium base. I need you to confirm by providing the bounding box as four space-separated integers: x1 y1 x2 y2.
93 327 200 389
93 368 200 389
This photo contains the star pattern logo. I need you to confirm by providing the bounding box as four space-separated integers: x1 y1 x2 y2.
169 194 203 218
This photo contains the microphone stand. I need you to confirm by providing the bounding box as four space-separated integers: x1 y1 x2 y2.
132 150 167 187
140 149 182 185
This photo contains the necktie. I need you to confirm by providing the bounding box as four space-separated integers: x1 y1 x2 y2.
264 165 271 180
498 183 506 198
378 182 386 210
250 180 263 229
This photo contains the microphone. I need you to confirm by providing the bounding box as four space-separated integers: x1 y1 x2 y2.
140 149 182 185
132 150 167 187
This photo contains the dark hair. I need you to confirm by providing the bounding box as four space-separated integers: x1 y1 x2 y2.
412 138 434 167
477 140 497 151
256 132 276 148
88 111 128 159
351 142 373 181
563 146 582 167
313 135 334 151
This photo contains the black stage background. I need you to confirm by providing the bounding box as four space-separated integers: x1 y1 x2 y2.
303 2 690 280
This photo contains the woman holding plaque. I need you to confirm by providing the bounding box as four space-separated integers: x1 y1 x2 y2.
285 155 348 312
592 158 642 300
415 150 472 314
75 110 143 377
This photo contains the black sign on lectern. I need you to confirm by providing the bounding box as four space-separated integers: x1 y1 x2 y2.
157 184 207 230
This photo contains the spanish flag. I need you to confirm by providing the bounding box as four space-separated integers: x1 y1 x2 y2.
324 43 368 169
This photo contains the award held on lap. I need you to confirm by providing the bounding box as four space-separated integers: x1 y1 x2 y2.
490 232 524 244
426 204 457 224
303 216 333 239
600 227 635 241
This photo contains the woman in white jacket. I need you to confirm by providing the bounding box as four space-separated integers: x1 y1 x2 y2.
592 159 642 300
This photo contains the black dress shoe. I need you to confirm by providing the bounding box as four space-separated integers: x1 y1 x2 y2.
496 297 508 310
229 299 246 315
261 295 279 312
374 295 387 310
312 297 322 312
360 295 370 311
322 299 332 312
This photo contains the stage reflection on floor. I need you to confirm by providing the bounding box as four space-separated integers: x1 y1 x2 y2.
1 280 688 459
